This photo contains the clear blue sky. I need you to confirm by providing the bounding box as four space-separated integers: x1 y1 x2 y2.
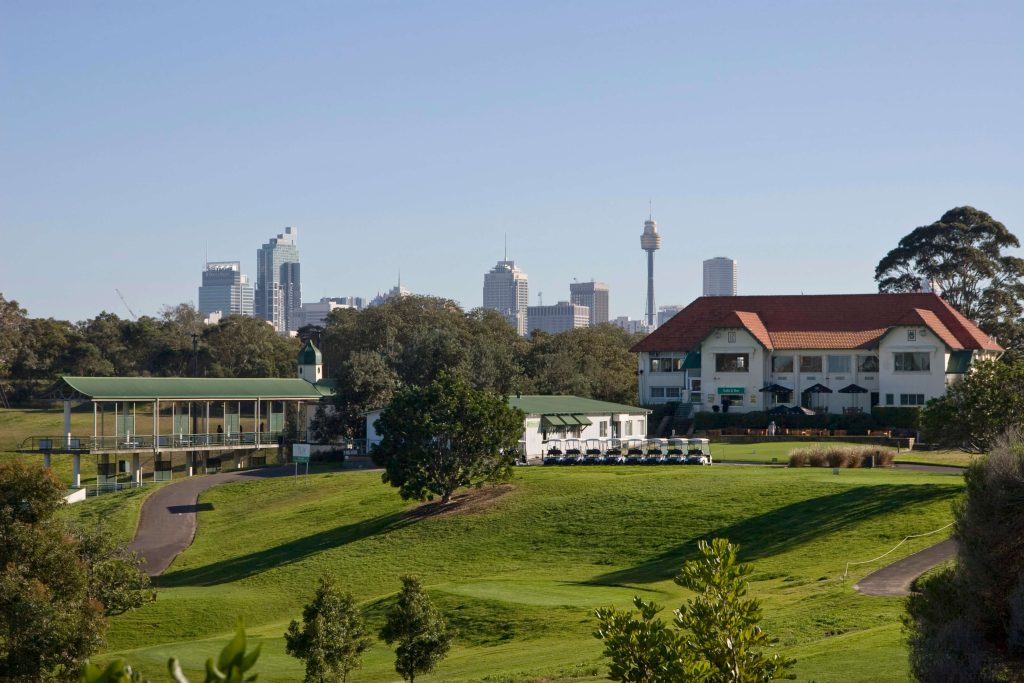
2 1 1022 322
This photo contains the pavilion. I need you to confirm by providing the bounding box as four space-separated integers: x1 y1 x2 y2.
19 340 333 489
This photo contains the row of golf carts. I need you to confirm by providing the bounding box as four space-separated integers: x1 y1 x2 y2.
542 437 712 466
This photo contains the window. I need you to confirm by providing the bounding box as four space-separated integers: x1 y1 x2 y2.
886 393 894 405
665 387 682 398
907 330 917 341
600 421 608 437
715 353 749 372
650 387 665 398
774 390 793 404
727 330 737 343
625 421 633 436
771 356 794 373
900 393 926 406
690 379 702 392
894 352 931 372
799 355 822 373
858 355 879 372
649 356 685 372
828 355 850 373
870 392 879 406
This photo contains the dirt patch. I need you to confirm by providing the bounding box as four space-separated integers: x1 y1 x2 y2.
403 484 516 520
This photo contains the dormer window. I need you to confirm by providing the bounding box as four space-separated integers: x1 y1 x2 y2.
727 330 737 343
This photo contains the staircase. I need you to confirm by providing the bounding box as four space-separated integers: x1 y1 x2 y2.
657 403 696 437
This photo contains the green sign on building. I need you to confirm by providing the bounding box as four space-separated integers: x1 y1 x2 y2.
717 387 745 395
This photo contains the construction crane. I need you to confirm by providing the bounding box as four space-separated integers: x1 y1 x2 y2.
115 289 138 320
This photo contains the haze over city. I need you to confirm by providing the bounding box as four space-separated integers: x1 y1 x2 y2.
2 2 1022 322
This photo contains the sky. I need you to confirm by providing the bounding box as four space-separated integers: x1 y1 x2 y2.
2 1 1023 323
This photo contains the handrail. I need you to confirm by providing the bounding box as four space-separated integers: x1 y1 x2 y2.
19 431 301 452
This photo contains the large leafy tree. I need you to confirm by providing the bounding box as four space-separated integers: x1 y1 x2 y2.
526 324 642 405
379 575 452 683
202 315 300 377
595 539 794 683
285 576 372 683
0 293 27 376
919 359 1024 453
875 207 1024 357
371 373 523 504
905 431 1024 682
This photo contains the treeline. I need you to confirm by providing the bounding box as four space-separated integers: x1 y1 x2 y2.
0 295 300 402
0 293 643 415
313 295 642 439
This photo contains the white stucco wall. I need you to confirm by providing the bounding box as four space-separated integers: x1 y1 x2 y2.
877 326 947 406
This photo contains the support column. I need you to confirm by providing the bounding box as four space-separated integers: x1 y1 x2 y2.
43 453 51 468
132 452 141 485
72 453 81 488
186 452 194 477
63 400 71 448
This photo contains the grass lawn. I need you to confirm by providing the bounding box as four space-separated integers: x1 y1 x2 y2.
93 464 962 682
712 440 976 468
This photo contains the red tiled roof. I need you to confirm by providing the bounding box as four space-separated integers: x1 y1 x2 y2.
631 293 1003 353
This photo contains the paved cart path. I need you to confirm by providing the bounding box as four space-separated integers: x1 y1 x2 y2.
854 538 957 597
128 467 294 576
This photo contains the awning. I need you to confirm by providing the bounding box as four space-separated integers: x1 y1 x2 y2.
837 383 869 394
759 383 793 394
802 383 833 394
682 353 701 370
946 351 972 374
542 414 593 428
542 415 567 428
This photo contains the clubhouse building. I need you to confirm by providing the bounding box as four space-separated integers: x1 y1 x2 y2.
632 293 1002 414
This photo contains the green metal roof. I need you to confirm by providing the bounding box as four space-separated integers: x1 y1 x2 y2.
298 340 323 366
508 395 648 417
60 376 331 401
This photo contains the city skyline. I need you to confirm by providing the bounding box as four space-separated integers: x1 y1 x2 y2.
3 3 1022 322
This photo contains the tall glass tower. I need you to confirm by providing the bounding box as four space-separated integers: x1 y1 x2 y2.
198 262 254 318
483 260 529 336
256 226 301 333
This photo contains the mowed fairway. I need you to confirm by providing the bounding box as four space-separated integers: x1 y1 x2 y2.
82 463 965 682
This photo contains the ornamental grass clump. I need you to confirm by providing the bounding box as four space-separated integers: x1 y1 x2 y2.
789 445 897 468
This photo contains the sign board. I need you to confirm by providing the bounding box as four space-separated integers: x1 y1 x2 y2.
293 443 311 464
717 387 745 395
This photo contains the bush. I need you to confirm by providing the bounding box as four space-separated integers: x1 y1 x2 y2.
788 445 896 469
871 407 920 430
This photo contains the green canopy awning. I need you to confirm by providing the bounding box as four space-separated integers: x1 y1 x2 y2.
542 414 593 428
946 351 972 374
542 415 567 429
682 353 701 370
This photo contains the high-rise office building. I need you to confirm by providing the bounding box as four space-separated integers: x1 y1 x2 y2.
256 226 301 333
703 257 737 296
294 298 357 329
569 281 609 326
483 260 529 336
198 262 254 318
657 304 685 327
526 301 590 335
640 216 661 327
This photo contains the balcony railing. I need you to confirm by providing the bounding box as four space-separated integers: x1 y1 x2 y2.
20 431 299 453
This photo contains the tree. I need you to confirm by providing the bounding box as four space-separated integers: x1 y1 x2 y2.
328 350 400 438
525 325 641 405
595 539 794 683
0 462 105 681
379 575 452 683
919 359 1024 453
0 292 27 376
371 373 524 504
285 576 372 683
72 526 156 616
875 206 1024 358
905 430 1024 681
202 315 300 377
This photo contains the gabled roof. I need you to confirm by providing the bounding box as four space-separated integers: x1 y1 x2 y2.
59 376 332 401
631 293 1002 353
507 395 649 416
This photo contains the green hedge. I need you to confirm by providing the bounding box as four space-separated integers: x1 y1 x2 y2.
693 408 919 434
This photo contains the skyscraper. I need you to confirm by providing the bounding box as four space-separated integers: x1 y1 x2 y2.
198 262 254 318
569 281 609 326
526 301 590 335
256 226 301 333
483 260 529 336
703 257 737 296
640 215 661 327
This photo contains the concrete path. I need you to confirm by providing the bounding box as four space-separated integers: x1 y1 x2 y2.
854 538 957 597
128 466 294 576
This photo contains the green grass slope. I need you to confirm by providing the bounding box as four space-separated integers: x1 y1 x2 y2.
101 465 962 682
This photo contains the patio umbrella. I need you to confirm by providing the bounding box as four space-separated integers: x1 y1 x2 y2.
759 383 793 394
837 383 869 412
767 404 791 415
801 383 833 411
789 406 816 416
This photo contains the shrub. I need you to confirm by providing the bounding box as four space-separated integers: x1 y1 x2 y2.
788 451 807 467
807 452 827 467
874 450 895 467
788 445 896 469
825 448 849 468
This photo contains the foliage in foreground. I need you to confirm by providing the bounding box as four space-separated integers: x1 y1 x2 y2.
595 538 795 682
920 358 1024 453
379 575 453 683
905 431 1024 682
0 461 153 682
787 445 896 468
81 622 260 683
285 576 372 683
372 372 524 503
